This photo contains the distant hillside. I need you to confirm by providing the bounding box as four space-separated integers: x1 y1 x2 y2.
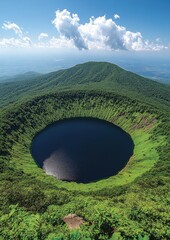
0 62 170 111
0 72 42 83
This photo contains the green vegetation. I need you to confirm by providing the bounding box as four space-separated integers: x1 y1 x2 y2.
0 62 170 112
0 62 170 239
0 71 42 84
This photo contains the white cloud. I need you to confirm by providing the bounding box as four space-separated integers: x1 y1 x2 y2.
38 33 49 40
79 15 126 50
114 14 120 19
0 11 168 52
0 37 32 48
32 36 73 49
2 22 23 36
52 9 167 52
123 31 144 50
47 36 74 48
0 21 32 49
52 9 87 50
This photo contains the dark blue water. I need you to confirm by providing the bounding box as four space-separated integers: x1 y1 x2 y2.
31 118 134 183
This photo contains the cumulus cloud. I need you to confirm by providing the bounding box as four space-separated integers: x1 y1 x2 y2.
0 37 32 48
0 21 32 48
79 15 126 50
114 14 120 19
51 9 167 52
0 11 168 51
38 33 49 40
52 9 87 50
2 22 23 36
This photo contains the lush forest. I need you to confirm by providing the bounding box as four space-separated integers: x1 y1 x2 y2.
0 62 170 112
0 62 170 239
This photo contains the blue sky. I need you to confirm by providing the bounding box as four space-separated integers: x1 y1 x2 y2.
0 0 170 40
0 0 170 78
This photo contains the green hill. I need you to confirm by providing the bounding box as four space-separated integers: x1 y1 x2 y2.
0 62 170 112
0 71 42 83
0 62 170 240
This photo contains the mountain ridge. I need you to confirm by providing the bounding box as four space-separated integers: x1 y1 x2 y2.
0 71 42 83
0 61 170 111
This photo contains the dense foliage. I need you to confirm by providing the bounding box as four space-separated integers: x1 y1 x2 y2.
0 62 170 112
0 63 170 239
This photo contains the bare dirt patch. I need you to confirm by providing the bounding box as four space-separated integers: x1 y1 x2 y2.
63 214 84 230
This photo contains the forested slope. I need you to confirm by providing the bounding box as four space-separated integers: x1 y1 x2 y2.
0 63 170 239
0 62 170 112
